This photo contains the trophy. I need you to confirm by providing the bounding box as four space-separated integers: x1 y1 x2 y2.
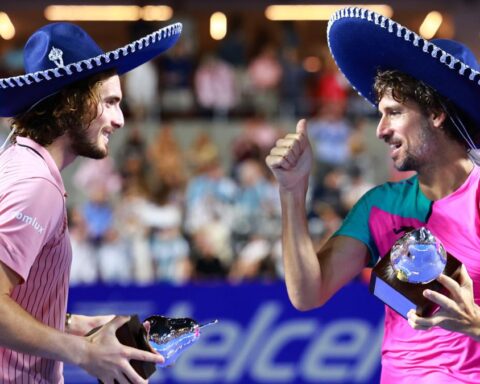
92 314 217 383
369 227 462 319
145 315 218 367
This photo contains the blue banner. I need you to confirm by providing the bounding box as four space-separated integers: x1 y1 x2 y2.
65 281 384 383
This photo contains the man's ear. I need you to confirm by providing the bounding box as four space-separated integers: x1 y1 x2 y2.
431 108 446 129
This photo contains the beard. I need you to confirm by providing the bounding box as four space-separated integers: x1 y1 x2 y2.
68 124 107 159
393 119 436 172
394 150 421 172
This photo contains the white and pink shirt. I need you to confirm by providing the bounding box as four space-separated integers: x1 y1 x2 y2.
0 137 72 383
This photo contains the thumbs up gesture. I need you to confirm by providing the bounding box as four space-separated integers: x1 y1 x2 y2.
265 119 313 191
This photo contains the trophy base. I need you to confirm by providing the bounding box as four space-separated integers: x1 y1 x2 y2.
369 252 462 319
87 314 156 383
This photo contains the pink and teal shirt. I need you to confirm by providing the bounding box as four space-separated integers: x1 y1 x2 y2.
336 166 480 383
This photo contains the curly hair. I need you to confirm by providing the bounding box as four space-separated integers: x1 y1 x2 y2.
11 69 117 146
373 70 478 148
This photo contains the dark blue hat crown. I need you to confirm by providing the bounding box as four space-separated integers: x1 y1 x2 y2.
24 23 103 73
0 21 182 117
327 7 480 130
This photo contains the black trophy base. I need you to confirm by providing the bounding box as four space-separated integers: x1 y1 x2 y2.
86 314 156 383
369 252 462 319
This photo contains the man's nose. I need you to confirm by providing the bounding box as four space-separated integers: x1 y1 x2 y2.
112 107 124 129
376 116 389 140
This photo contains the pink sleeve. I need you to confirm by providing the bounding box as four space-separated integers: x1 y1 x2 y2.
0 178 64 282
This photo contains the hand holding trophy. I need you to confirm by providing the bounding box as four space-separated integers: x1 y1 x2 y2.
92 314 217 383
370 227 462 319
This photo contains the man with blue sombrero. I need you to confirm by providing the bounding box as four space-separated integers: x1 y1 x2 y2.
267 7 480 382
0 21 181 383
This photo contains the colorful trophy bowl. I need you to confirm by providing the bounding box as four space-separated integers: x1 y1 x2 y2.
369 227 462 319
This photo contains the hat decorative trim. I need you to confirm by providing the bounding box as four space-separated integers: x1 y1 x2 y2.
327 7 480 95
328 6 480 164
0 22 182 91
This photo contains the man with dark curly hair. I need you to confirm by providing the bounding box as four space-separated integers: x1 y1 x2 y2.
0 21 181 383
267 7 480 383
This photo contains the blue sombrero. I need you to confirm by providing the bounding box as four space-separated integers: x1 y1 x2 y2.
327 7 480 131
0 21 182 117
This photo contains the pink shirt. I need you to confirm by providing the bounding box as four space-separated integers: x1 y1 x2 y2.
336 166 480 383
382 167 480 383
0 137 72 383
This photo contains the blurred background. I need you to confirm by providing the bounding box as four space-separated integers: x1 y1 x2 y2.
0 1 478 383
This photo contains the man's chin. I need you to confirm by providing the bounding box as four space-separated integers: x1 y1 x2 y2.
393 160 415 173
76 146 108 159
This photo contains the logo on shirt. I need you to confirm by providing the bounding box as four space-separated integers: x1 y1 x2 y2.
12 211 45 234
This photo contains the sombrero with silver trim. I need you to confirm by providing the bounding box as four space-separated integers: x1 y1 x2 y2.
0 21 182 117
327 7 480 131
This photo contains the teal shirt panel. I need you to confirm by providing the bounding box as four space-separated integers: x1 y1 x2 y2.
334 175 433 266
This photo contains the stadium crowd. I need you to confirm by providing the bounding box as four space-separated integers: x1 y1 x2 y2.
0 21 386 285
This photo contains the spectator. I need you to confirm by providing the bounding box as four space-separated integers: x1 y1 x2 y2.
73 157 122 200
147 121 187 200
190 226 229 281
184 133 237 236
68 206 97 285
279 46 308 118
247 44 282 117
124 61 160 120
158 40 195 115
194 53 238 119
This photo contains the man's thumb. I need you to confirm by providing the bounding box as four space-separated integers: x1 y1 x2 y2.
296 119 308 135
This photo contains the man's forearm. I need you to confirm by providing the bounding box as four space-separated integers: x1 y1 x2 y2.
0 294 86 366
280 185 323 311
66 314 115 336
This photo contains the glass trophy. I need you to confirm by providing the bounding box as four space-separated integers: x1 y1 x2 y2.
92 314 218 383
369 227 462 319
145 315 218 368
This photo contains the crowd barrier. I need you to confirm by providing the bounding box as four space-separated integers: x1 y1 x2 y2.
65 280 384 383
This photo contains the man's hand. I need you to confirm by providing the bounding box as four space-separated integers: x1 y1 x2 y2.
79 316 164 384
407 265 480 341
265 119 313 192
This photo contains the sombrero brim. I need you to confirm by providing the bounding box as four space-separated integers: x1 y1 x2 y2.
327 7 480 127
0 22 182 117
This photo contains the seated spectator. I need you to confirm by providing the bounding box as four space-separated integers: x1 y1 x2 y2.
96 228 131 284
229 235 272 282
279 46 308 118
194 53 238 119
114 182 154 284
82 184 115 247
73 157 122 201
142 184 191 284
190 226 229 281
247 44 282 117
184 133 237 236
147 122 187 203
124 61 159 120
158 40 195 115
68 206 97 285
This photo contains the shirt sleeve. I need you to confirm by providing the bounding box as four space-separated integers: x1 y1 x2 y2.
0 177 64 282
332 189 380 267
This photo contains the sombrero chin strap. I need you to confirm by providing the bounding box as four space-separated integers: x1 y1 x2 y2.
0 125 16 155
467 149 480 166
440 100 480 166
